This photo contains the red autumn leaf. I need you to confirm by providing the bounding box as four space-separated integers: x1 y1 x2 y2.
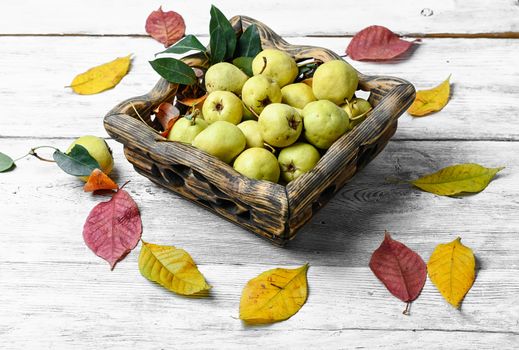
145 6 186 47
84 168 119 192
347 25 416 61
83 189 142 269
154 102 180 136
369 231 427 305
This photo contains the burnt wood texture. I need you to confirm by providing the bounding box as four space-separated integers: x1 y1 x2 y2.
103 16 415 245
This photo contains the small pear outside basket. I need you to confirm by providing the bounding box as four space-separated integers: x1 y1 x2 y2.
103 16 415 246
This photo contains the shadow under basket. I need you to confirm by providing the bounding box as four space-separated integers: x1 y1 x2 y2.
103 15 415 246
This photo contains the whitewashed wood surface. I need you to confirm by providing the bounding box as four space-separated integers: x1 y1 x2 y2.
1 1 518 349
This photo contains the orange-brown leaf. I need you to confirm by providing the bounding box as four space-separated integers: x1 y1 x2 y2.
154 102 181 135
84 168 119 192
408 76 451 117
177 93 208 108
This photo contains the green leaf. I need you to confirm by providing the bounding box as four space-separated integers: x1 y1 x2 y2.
235 24 262 57
53 144 100 176
149 57 197 85
411 163 504 196
155 35 206 56
0 152 15 172
209 5 236 64
232 57 254 76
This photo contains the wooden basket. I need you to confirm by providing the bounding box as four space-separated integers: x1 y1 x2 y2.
104 16 415 245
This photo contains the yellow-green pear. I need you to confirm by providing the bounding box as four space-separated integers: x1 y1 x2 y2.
252 49 298 87
259 103 302 148
202 91 243 125
303 100 349 149
67 135 114 181
241 75 282 115
205 62 248 95
278 143 321 182
192 121 246 163
237 120 263 148
281 83 316 109
312 60 358 104
241 101 257 121
233 148 280 183
167 116 208 143
341 97 372 128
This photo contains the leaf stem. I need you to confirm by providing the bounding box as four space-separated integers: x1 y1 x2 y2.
130 102 159 134
402 302 411 316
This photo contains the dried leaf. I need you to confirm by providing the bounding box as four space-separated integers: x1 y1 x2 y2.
239 264 309 324
145 6 186 47
412 163 504 196
53 145 100 177
84 168 119 192
347 25 416 61
139 241 211 295
69 55 131 95
177 93 208 108
83 189 142 269
156 35 206 56
0 152 15 172
408 76 451 116
209 5 236 64
428 238 475 308
369 232 427 305
149 57 197 85
154 102 181 134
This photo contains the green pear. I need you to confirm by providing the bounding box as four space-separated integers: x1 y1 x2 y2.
205 62 248 95
259 103 302 148
341 98 372 128
233 147 280 183
303 100 349 149
312 60 359 104
241 101 257 121
67 135 114 181
278 143 321 182
202 91 243 125
237 120 264 148
252 49 298 87
167 115 208 143
242 75 282 115
192 121 246 163
281 83 316 109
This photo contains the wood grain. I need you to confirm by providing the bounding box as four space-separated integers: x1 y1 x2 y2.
0 36 518 141
1 138 517 268
1 0 518 37
1 1 518 347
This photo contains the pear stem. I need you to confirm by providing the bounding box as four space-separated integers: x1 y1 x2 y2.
29 146 59 163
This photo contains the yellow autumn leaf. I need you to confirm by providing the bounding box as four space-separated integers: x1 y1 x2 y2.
69 55 132 95
428 237 475 308
408 76 450 116
239 264 309 324
138 241 211 296
412 163 504 196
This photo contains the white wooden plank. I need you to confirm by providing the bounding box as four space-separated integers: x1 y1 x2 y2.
1 326 517 350
1 138 517 270
1 262 518 342
1 0 518 36
0 37 518 140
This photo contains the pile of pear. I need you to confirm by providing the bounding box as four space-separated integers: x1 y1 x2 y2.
167 49 372 184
